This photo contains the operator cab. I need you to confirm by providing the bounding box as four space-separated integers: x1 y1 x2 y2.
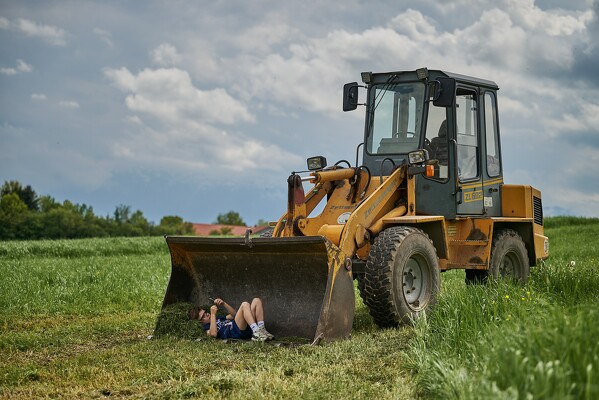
343 68 503 219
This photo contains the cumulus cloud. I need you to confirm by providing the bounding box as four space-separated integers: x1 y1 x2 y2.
93 27 114 48
104 67 254 125
203 1 595 216
105 1 596 196
1 68 17 75
110 122 301 178
17 59 32 73
58 100 80 109
387 9 437 38
546 103 599 137
31 93 47 100
505 0 593 36
229 12 298 54
237 4 593 114
151 43 181 66
0 16 9 29
0 59 33 75
104 66 301 179
15 18 68 46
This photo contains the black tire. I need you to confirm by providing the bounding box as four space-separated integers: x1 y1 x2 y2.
489 229 529 284
362 226 440 327
355 273 365 295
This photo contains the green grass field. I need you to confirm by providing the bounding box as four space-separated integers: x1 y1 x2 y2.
1 218 598 399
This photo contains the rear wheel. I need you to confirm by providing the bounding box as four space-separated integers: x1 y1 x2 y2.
355 273 365 295
489 229 529 283
362 226 440 327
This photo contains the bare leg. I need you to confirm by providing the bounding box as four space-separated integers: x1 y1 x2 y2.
251 298 265 322
251 297 274 339
234 302 256 330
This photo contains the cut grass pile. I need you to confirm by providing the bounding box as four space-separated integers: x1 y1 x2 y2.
153 302 205 340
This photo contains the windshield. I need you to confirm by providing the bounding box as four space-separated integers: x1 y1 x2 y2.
366 82 425 155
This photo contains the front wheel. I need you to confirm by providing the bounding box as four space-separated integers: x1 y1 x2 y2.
489 229 530 284
362 226 440 327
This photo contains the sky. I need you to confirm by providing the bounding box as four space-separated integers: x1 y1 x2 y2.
1 0 598 225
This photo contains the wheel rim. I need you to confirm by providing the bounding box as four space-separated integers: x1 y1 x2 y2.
499 250 519 278
402 253 428 309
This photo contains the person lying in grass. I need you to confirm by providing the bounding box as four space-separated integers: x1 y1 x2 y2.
189 297 274 341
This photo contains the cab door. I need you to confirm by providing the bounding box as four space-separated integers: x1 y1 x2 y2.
481 90 503 216
455 87 484 215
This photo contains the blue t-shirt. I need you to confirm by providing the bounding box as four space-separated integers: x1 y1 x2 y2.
203 316 231 338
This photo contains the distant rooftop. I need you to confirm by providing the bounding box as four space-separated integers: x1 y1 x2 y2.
192 223 270 236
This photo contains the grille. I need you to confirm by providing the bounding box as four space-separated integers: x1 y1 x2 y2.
533 196 543 225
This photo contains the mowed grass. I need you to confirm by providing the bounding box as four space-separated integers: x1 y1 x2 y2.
1 218 598 399
0 237 414 399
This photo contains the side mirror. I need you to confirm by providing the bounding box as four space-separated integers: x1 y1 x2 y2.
431 77 456 107
343 82 359 112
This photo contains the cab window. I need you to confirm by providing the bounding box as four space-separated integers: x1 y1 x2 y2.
367 83 425 155
484 92 501 177
456 90 478 181
425 105 449 180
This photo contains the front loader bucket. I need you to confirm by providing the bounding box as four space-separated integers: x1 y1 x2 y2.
158 235 355 343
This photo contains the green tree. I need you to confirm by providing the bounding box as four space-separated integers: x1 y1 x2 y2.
128 210 152 236
0 193 29 240
209 226 233 236
0 192 28 215
1 180 39 211
215 211 246 226
114 204 131 224
38 195 60 213
0 180 200 240
220 226 233 235
156 215 195 235
255 218 269 227
40 208 86 239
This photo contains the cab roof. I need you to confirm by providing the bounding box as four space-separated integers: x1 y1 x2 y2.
367 69 499 90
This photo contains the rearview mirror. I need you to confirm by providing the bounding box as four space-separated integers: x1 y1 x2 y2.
431 77 456 107
343 82 359 112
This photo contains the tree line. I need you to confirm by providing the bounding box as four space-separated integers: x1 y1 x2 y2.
0 180 195 240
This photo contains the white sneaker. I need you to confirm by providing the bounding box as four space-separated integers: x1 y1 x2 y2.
252 329 269 342
260 327 275 340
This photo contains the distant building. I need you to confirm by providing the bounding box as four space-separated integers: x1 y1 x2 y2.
192 223 271 236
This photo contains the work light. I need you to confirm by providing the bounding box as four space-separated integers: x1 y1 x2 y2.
408 149 429 164
307 156 327 171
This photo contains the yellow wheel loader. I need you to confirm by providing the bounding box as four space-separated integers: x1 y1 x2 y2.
158 68 549 343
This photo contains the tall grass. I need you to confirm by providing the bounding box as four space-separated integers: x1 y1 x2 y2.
405 217 599 399
543 216 599 229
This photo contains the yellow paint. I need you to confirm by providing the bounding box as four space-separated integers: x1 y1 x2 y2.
464 189 483 203
460 177 503 190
